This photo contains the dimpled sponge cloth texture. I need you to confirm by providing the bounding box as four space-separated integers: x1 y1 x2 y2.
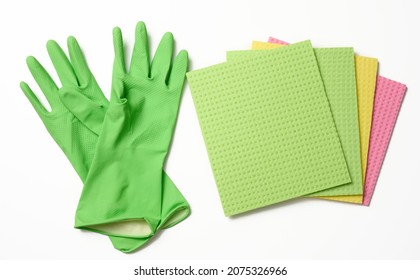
228 43 363 197
267 37 407 205
267 39 379 185
187 41 351 216
267 39 379 187
321 56 377 203
354 56 379 182
363 76 406 205
266 37 377 204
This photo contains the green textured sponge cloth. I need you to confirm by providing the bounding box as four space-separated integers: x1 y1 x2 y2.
187 41 351 216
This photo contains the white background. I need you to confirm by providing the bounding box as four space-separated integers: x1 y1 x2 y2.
0 0 419 260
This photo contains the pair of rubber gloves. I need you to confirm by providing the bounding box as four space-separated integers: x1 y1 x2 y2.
20 22 190 253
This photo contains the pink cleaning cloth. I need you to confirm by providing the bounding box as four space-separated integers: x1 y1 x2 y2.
268 37 289 45
363 77 406 205
268 37 407 205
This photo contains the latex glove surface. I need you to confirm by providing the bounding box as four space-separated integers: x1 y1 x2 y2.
74 22 189 242
21 23 189 252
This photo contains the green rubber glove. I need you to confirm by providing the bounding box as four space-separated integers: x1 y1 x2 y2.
74 21 189 241
21 27 189 252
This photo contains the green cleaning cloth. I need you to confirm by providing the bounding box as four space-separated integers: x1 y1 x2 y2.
73 22 189 241
227 47 363 197
20 22 189 253
187 41 351 216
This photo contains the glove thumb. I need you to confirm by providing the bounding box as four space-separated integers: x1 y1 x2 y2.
59 86 106 135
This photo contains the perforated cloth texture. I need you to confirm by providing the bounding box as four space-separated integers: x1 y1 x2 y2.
363 76 406 205
230 41 363 197
267 37 380 204
187 41 350 216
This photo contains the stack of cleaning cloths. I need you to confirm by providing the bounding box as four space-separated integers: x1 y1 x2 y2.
187 38 407 216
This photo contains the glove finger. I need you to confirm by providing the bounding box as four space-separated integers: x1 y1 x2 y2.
67 36 92 87
168 50 188 91
112 27 126 76
67 36 109 104
111 27 127 101
60 86 106 135
47 40 78 86
20 81 48 117
26 56 61 109
129 21 150 78
150 32 174 80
